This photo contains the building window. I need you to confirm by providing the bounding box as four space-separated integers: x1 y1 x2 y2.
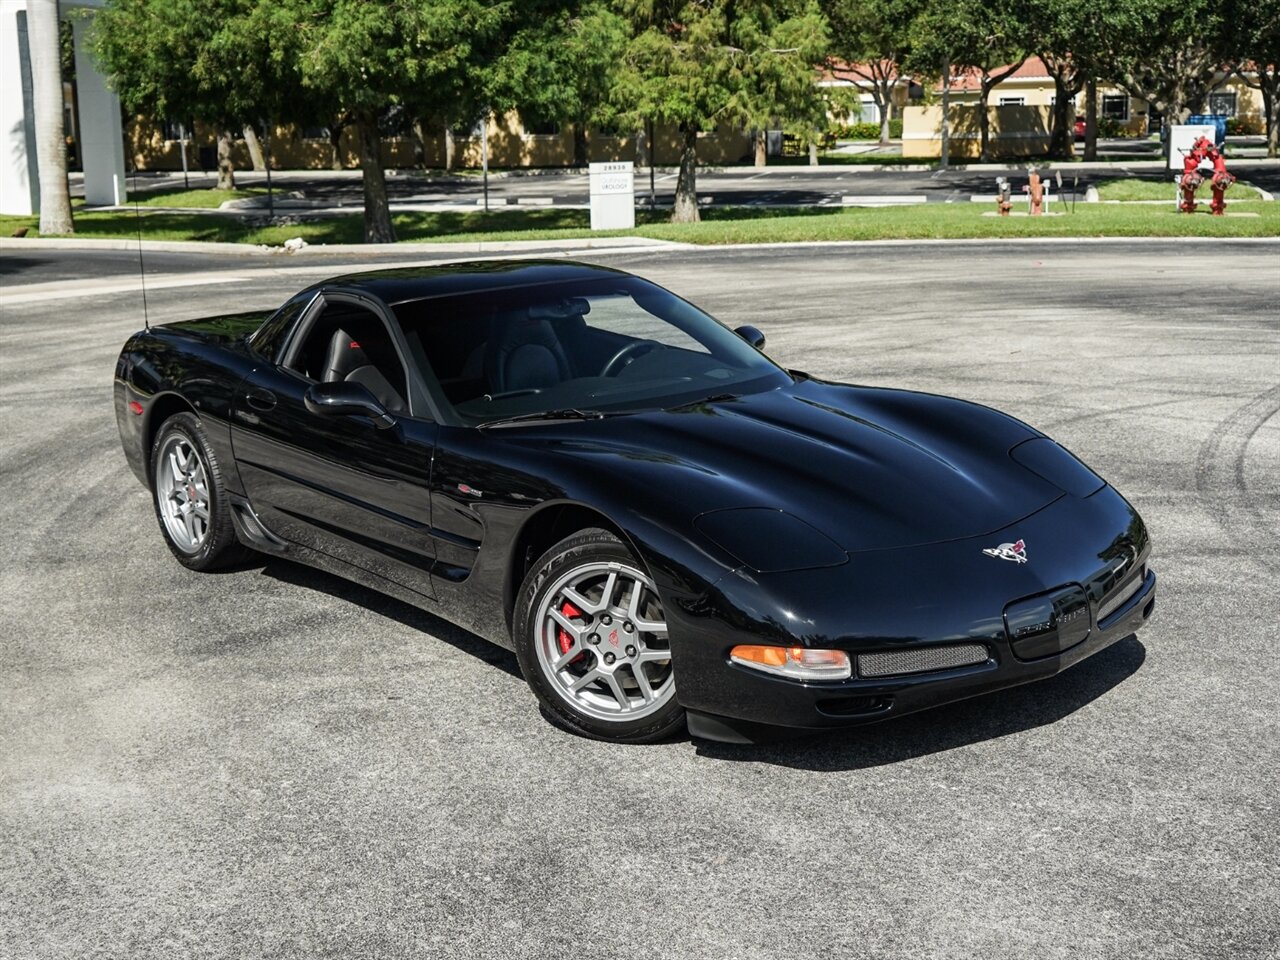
524 120 561 137
161 118 190 142
1208 91 1237 117
1101 95 1129 121
998 96 1025 106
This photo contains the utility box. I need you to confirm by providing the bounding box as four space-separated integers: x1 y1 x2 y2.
589 161 635 230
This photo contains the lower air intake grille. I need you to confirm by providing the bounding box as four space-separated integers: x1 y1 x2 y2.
858 643 989 679
1097 567 1146 622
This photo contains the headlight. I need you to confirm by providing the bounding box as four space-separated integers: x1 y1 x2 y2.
1010 438 1105 497
694 507 847 573
731 645 852 681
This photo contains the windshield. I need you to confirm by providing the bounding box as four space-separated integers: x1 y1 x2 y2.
392 276 789 425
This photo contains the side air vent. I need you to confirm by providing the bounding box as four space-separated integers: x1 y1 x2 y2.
858 643 990 679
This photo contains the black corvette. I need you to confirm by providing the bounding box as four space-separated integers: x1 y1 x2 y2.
114 260 1156 743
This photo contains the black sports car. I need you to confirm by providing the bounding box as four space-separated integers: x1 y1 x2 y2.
114 261 1157 743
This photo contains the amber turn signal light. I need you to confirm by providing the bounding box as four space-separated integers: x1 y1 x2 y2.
730 645 851 681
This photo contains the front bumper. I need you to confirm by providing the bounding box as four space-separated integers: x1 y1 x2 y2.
668 486 1157 743
685 569 1156 742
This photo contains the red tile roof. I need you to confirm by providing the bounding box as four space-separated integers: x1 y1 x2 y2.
821 59 906 85
938 56 1052 92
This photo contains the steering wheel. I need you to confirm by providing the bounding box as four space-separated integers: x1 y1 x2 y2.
600 341 659 378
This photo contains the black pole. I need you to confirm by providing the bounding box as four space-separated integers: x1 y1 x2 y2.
482 110 490 213
263 119 275 219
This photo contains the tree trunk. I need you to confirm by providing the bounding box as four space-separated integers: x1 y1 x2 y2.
357 116 395 243
243 123 266 171
216 130 235 190
1263 81 1277 158
878 90 892 146
1163 91 1188 163
671 127 699 223
411 119 428 169
443 124 456 171
1050 76 1072 158
1084 78 1098 161
572 123 588 167
753 130 766 166
808 139 819 166
29 0 72 233
328 123 345 170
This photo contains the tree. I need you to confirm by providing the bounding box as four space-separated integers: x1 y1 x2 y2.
287 0 523 242
1233 8 1280 157
612 1 829 222
821 0 921 146
93 0 296 191
495 4 629 167
29 0 73 233
1107 0 1232 138
910 1 1033 161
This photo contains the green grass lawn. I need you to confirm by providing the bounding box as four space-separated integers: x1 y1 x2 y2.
4 200 1277 247
131 186 269 208
1094 177 1267 201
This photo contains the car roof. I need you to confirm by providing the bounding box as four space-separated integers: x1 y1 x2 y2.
316 259 633 307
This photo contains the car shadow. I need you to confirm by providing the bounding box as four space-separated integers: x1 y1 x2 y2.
692 636 1147 771
258 558 523 680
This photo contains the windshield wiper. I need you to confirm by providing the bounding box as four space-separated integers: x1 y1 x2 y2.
667 392 740 410
478 408 612 430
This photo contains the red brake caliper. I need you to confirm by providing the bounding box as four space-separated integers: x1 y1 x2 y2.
558 601 584 661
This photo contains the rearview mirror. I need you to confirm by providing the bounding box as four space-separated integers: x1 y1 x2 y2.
734 324 766 350
304 381 395 429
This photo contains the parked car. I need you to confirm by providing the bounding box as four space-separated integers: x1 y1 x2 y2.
114 261 1157 743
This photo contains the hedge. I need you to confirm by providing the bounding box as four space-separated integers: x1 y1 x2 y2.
838 119 903 140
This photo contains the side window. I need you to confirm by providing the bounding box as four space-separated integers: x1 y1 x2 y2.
249 290 314 361
288 302 410 413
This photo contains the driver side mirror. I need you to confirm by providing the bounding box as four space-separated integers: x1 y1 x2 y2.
304 381 396 430
734 325 766 350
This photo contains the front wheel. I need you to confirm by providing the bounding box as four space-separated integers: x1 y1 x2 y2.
514 528 684 743
150 411 251 571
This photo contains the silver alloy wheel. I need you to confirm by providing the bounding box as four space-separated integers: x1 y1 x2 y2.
534 560 675 722
156 435 211 554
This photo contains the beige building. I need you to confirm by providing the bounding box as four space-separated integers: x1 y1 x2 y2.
817 60 916 126
901 57 1267 159
125 109 753 174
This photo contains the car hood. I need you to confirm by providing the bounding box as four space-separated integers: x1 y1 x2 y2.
536 378 1067 553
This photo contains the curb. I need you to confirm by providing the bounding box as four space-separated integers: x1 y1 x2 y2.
0 235 683 257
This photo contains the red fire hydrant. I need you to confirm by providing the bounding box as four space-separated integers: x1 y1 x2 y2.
1209 150 1235 216
1026 169 1045 216
1180 135 1234 215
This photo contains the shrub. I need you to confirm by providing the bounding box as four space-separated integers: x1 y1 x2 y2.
838 119 902 140
1226 116 1262 136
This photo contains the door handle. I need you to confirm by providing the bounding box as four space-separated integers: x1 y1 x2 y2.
246 388 277 412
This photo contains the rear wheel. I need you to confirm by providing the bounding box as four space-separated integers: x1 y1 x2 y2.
514 528 684 742
150 412 251 571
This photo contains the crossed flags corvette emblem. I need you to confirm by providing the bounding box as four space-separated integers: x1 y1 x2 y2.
983 538 1028 563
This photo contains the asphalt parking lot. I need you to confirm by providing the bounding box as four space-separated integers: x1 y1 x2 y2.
2 239 1278 959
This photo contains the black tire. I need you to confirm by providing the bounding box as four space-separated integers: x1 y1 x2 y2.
514 527 685 743
149 411 253 571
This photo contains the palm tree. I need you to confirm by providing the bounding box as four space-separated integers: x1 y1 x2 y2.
28 0 74 234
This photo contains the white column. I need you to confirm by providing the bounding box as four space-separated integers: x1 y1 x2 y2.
0 0 38 215
72 12 125 206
